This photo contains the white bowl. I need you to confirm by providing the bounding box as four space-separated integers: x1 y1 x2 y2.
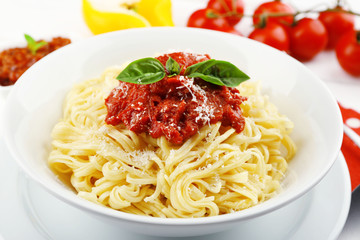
0 85 12 103
0 42 17 103
2 27 343 237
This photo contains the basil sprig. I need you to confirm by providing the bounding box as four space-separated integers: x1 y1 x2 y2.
116 56 250 87
184 59 249 87
166 57 181 77
116 57 165 84
24 34 48 55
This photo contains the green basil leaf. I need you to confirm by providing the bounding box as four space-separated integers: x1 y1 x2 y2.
184 59 250 87
34 41 47 51
24 34 47 55
165 57 181 77
116 57 166 84
24 34 36 47
186 72 225 85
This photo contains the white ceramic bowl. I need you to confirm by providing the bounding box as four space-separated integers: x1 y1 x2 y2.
0 85 12 103
2 27 343 237
0 42 17 103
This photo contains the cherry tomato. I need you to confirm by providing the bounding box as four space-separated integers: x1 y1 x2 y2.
336 31 360 76
207 0 244 26
187 8 231 32
289 18 328 61
253 1 295 27
318 7 355 49
249 22 289 52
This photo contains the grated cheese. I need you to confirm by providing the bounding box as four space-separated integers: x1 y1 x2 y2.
177 76 215 124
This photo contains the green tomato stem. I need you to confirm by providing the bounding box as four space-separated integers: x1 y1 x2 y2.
219 0 231 12
324 7 360 16
216 4 360 19
336 0 341 7
206 9 219 19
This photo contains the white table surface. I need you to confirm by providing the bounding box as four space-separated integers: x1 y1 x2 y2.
0 0 359 239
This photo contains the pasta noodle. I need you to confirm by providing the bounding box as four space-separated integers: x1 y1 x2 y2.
48 66 296 218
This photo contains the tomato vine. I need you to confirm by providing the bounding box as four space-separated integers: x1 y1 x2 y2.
186 0 360 77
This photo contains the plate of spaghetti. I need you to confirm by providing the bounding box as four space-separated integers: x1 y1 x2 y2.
2 27 343 237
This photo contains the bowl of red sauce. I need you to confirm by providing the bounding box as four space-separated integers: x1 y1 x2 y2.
1 28 343 237
0 37 71 101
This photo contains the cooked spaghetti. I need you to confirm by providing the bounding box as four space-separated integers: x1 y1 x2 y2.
49 54 296 218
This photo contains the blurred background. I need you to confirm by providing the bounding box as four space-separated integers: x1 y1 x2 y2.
0 0 360 108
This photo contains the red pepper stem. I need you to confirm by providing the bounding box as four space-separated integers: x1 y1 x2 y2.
356 31 360 44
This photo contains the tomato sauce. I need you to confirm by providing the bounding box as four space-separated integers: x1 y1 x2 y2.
0 37 71 86
105 52 247 144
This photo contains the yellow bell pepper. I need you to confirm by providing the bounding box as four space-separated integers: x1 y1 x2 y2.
136 0 173 26
82 0 174 35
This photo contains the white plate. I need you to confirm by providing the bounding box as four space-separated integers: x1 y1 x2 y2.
0 136 351 239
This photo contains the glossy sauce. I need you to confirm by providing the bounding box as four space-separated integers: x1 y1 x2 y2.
105 52 247 144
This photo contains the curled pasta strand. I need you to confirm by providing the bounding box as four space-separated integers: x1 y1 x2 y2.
48 70 296 218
